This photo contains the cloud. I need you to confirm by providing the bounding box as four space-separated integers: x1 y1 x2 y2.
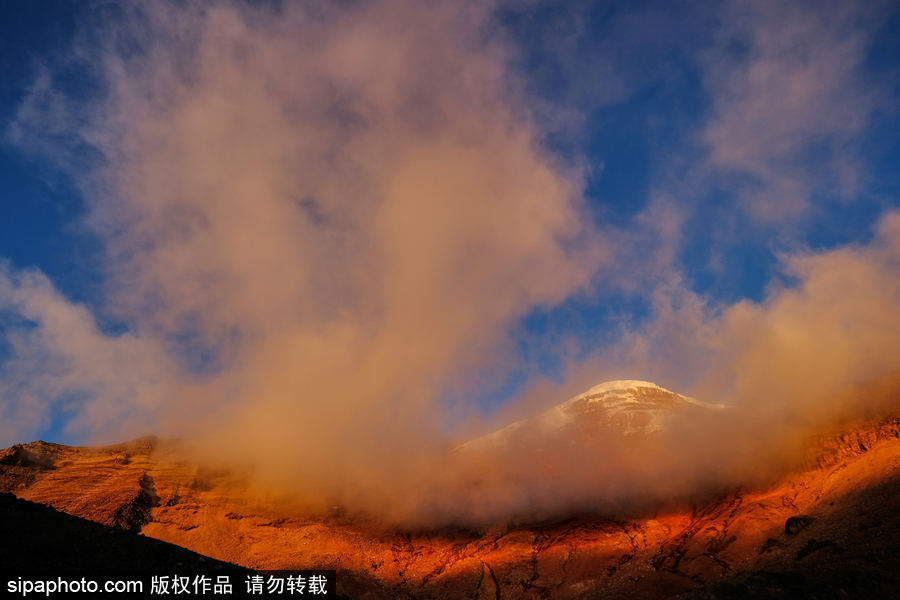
1 0 604 516
702 0 887 221
0 264 178 444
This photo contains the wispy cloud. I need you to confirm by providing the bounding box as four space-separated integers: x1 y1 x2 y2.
702 0 886 221
0 264 177 444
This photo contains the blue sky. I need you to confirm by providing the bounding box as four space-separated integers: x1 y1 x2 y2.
1 0 899 446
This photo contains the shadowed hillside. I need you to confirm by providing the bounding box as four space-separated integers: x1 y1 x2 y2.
0 491 241 572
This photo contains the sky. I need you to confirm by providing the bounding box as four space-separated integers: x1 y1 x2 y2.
0 0 899 508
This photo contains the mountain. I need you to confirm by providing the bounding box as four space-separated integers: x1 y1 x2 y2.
461 380 724 452
3 385 900 599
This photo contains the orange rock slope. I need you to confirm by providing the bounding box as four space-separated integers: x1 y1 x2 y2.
3 417 900 599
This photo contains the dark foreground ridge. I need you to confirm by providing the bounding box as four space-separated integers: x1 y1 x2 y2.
0 493 345 599
0 491 241 571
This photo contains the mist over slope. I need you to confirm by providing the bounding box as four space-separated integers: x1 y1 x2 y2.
5 409 900 599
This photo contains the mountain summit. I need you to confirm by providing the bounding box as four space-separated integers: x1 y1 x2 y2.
462 380 723 452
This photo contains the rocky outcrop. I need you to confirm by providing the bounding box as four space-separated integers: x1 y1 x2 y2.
0 441 63 492
6 438 161 531
807 415 900 468
110 472 160 532
0 441 61 469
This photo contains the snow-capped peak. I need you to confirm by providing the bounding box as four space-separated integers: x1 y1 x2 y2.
461 380 722 451
583 379 665 395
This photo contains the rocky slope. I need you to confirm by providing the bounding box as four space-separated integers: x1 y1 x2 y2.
3 388 900 598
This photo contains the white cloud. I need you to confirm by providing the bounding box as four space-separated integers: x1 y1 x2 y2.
702 0 885 220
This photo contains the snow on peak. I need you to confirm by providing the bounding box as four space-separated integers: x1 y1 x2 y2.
460 379 723 451
583 380 665 395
